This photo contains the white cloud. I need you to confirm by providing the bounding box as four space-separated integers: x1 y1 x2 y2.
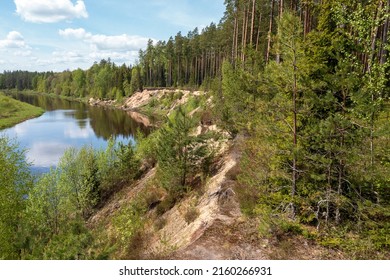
58 28 149 66
13 50 32 56
90 34 150 51
14 0 88 23
34 51 88 70
58 27 87 39
52 50 86 62
59 28 150 51
89 50 139 61
0 31 31 49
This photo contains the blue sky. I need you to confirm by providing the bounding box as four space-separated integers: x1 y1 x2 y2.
0 0 225 72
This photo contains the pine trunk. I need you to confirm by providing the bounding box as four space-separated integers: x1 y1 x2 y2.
250 0 256 46
256 12 262 52
266 0 275 63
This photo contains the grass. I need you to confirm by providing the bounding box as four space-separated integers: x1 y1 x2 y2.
0 92 44 129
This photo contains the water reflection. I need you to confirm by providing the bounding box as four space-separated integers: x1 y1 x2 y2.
7 92 150 139
1 93 150 174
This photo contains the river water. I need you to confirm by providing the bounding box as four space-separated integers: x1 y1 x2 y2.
0 93 148 174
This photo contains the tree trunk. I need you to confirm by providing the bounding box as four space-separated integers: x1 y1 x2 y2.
266 0 275 63
256 12 262 52
291 45 298 218
250 0 256 46
326 164 331 225
243 4 250 65
234 13 239 67
279 0 284 19
232 16 237 63
241 5 247 63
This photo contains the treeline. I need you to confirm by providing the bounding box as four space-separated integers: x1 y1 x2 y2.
0 59 143 100
2 0 390 96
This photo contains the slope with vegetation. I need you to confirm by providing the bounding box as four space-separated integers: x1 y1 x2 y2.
0 0 390 259
0 92 44 129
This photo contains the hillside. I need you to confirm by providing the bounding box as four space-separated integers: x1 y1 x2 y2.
82 89 352 260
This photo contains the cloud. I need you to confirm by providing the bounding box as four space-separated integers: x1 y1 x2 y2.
0 31 31 49
58 27 87 39
52 50 87 63
89 50 139 61
14 0 88 23
59 28 150 51
13 50 32 56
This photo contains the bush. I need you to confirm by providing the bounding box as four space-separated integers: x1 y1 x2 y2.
0 136 33 259
97 138 140 200
156 194 177 216
184 207 200 224
112 201 145 253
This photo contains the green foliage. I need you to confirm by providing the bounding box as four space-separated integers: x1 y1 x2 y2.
229 6 390 259
112 200 146 256
39 220 93 260
215 61 255 135
20 139 140 259
156 193 177 216
94 138 141 204
135 129 158 165
58 147 100 218
156 106 210 193
0 92 44 129
26 169 64 240
0 137 33 259
72 68 86 97
130 66 143 95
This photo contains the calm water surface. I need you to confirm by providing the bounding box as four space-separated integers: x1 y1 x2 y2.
1 93 148 174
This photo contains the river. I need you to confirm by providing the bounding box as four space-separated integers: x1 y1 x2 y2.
0 93 149 174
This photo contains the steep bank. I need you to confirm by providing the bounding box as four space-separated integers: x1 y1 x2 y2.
88 89 206 127
87 88 245 258
87 89 345 260
88 126 241 259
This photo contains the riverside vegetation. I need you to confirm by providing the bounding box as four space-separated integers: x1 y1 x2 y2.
0 92 44 129
1 1 390 259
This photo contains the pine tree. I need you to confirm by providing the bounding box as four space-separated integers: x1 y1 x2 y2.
156 107 209 193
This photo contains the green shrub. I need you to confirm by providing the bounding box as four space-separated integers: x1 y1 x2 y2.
112 201 145 252
156 194 177 216
184 207 200 224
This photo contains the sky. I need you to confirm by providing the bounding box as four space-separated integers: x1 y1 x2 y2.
0 0 225 72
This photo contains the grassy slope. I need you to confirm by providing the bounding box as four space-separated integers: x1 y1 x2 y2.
0 92 44 129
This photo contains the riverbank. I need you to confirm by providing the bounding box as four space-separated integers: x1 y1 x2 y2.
0 92 44 130
4 89 203 129
89 89 208 127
